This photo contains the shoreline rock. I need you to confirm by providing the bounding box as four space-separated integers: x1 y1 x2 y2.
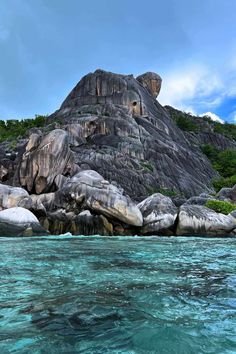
0 207 48 237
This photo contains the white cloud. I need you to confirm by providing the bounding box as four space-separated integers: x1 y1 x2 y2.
200 112 224 124
158 65 223 110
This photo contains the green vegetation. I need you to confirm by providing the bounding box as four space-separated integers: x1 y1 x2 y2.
0 115 47 143
213 122 236 141
206 200 236 215
140 162 154 172
174 114 199 132
201 144 236 191
167 106 236 141
212 176 236 191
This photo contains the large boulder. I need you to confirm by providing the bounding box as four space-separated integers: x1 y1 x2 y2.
138 193 177 234
217 185 236 203
0 183 29 210
176 205 236 237
62 170 143 226
0 207 47 236
19 129 75 194
136 72 162 98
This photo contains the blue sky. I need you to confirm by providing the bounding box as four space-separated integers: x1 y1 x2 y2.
0 0 236 123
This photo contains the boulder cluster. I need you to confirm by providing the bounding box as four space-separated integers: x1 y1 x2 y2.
0 69 235 237
0 173 235 237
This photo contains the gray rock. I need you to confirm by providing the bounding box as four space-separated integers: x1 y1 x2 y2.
177 205 236 237
19 129 75 194
47 69 217 199
217 187 232 200
0 183 29 210
0 207 47 236
138 193 177 234
184 195 214 206
62 170 143 226
172 196 187 207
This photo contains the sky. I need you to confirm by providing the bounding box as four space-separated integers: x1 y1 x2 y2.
0 0 236 123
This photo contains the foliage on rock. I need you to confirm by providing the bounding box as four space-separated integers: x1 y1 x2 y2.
205 200 236 215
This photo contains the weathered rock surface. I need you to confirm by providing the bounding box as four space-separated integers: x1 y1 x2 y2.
184 195 214 206
217 185 236 203
19 129 75 194
47 69 218 199
138 193 177 234
136 72 162 98
0 183 29 210
176 205 236 237
0 207 47 236
62 170 143 226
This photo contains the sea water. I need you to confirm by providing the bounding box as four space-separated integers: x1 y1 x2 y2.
0 235 236 354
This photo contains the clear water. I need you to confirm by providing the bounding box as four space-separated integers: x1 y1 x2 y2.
0 236 236 354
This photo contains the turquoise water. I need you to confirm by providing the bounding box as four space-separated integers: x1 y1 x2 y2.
0 236 236 354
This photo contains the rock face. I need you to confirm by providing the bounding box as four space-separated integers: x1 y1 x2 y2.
19 129 75 194
62 170 143 226
138 193 177 234
47 69 218 199
0 207 47 236
176 205 236 237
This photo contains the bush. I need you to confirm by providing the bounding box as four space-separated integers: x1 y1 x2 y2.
201 144 218 160
206 200 236 215
201 145 236 191
0 115 47 143
212 175 236 192
175 115 198 132
213 122 236 141
213 149 236 178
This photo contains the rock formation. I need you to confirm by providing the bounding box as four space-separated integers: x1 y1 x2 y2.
0 207 47 236
0 69 235 237
48 69 217 199
19 129 76 194
138 193 177 234
176 205 236 237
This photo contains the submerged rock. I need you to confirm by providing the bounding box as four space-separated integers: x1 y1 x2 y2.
138 193 178 235
176 205 236 237
0 207 47 236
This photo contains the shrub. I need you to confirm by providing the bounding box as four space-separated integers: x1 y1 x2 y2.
0 115 47 143
175 115 198 132
212 175 236 192
201 144 218 160
206 200 236 215
213 149 236 178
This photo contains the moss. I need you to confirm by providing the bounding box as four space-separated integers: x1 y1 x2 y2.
206 200 236 215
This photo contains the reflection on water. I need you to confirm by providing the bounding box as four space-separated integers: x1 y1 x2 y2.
0 235 236 353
